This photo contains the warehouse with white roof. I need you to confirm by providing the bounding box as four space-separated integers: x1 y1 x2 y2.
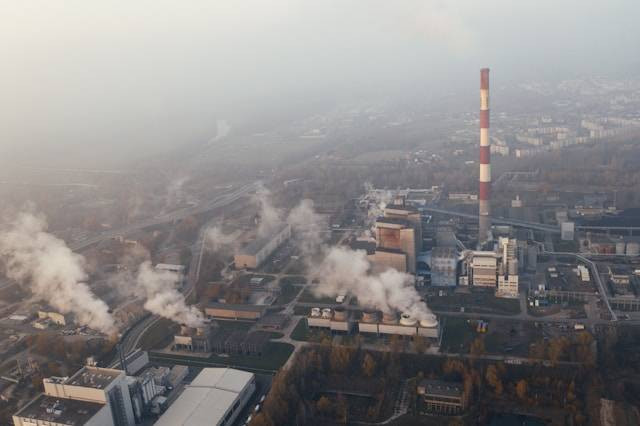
155 367 255 426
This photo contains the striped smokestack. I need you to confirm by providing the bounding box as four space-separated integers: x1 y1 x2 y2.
478 68 491 245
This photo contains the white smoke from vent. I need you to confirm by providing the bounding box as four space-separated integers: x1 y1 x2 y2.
310 246 433 321
205 225 238 253
286 198 432 320
286 199 324 257
135 261 204 327
254 185 283 238
0 211 116 334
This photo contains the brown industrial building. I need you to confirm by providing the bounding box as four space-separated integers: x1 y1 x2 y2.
204 303 265 320
173 325 214 352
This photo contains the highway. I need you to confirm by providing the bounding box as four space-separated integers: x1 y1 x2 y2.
70 181 259 252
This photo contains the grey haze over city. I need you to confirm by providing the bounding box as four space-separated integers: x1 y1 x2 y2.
1 0 638 167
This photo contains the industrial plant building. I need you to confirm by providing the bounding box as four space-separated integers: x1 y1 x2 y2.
204 303 265 320
307 307 440 339
14 366 136 426
430 247 458 287
417 379 465 415
155 368 256 426
234 223 291 269
367 201 423 274
173 325 215 352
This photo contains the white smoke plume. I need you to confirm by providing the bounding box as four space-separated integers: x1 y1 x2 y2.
286 199 324 257
363 182 393 232
287 198 432 319
0 211 116 334
165 176 190 211
205 225 238 253
254 185 283 238
310 246 433 320
135 261 204 327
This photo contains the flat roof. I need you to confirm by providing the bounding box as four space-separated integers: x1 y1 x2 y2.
206 302 266 312
375 217 411 227
155 368 254 426
419 379 463 398
66 366 121 389
14 394 104 424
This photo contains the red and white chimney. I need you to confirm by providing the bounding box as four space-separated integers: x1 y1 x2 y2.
478 68 491 245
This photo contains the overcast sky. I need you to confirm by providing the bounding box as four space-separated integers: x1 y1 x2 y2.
1 1 638 167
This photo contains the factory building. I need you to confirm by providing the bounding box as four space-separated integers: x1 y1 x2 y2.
368 247 408 273
470 252 498 287
307 307 354 333
374 217 418 274
417 379 466 415
308 308 440 339
430 247 458 287
14 366 137 426
204 303 265 321
383 203 423 249
12 394 113 426
561 222 575 241
234 223 291 269
173 325 215 352
155 368 255 426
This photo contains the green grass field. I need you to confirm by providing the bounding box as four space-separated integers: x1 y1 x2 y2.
440 317 476 353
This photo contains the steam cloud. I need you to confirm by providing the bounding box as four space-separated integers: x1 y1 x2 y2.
310 246 433 320
205 225 238 253
135 261 204 327
0 212 116 334
286 198 433 319
254 185 283 238
286 199 324 257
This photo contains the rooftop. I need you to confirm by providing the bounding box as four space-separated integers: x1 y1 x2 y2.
419 379 463 398
206 302 266 313
155 368 254 426
66 366 121 389
375 217 412 227
14 394 105 425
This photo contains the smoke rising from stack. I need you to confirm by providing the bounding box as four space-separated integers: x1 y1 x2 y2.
0 211 116 334
205 225 238 253
310 246 433 320
254 185 283 238
286 199 324 257
135 261 204 327
285 198 433 320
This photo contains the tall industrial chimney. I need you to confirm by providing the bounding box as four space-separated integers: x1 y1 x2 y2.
478 68 491 246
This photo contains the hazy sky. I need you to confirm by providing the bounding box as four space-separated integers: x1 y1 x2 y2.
1 1 638 166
